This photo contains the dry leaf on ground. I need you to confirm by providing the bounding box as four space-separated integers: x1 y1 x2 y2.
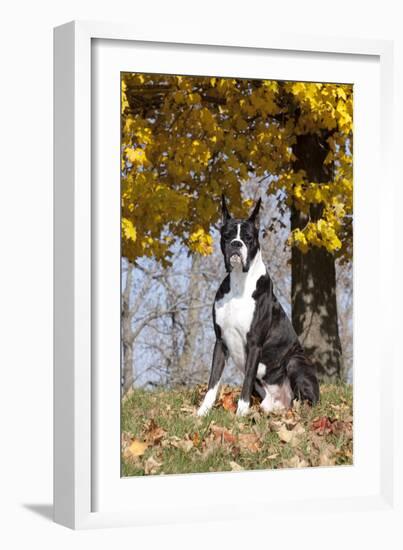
312 416 334 435
180 404 196 414
144 455 162 475
319 450 336 466
198 435 222 458
332 420 353 439
229 461 244 471
211 425 237 445
268 418 284 431
178 439 194 452
238 433 261 453
277 425 293 443
221 392 237 413
123 438 148 459
277 423 305 447
283 455 309 469
249 411 262 423
144 418 166 445
121 431 133 452
266 452 279 460
284 408 300 428
168 435 194 452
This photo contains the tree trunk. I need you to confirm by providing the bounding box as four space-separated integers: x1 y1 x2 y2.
122 261 135 394
291 133 343 382
172 254 202 386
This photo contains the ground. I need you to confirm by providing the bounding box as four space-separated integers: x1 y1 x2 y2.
121 383 353 476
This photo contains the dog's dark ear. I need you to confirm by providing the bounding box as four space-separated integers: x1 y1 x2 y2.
248 198 262 227
221 194 231 223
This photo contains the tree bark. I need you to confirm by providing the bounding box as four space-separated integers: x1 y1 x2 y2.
171 254 202 386
122 261 135 394
291 133 343 382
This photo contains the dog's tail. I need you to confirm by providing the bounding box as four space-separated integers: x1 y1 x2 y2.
286 351 319 405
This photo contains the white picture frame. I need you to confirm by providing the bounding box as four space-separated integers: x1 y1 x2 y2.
54 21 400 531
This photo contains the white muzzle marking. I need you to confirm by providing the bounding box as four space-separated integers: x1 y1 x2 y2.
230 224 248 268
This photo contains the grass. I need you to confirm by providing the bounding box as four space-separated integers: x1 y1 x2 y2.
121 383 353 476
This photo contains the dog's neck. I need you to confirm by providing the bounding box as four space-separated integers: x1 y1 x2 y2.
229 249 265 296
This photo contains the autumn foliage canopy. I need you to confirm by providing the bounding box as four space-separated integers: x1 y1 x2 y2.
121 74 353 264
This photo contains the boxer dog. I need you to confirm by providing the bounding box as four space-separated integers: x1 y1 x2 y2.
197 196 319 417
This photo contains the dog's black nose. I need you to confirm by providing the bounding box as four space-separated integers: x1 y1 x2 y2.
231 240 242 249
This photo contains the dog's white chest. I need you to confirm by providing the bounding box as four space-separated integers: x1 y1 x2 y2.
214 251 266 371
215 282 256 370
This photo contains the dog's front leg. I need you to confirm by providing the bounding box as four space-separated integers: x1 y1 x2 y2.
197 339 227 416
237 344 261 416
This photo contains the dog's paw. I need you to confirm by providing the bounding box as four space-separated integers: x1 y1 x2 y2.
197 386 218 416
196 404 211 417
260 400 280 414
236 399 250 417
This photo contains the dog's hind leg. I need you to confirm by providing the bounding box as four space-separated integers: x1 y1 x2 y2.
260 379 293 413
197 339 228 416
286 355 319 405
253 379 266 400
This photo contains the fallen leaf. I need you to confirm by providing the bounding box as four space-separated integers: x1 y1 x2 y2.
331 420 353 439
123 438 148 459
144 455 162 475
277 425 293 443
221 393 237 413
178 439 194 452
121 431 133 452
169 436 194 453
229 461 244 471
144 418 166 445
312 416 334 435
293 400 301 412
277 424 305 447
292 423 306 436
199 435 222 458
180 404 196 414
337 447 353 460
231 444 241 458
309 432 324 451
192 432 200 447
283 455 308 469
162 435 180 448
238 433 261 453
284 408 300 428
249 410 262 423
267 452 279 460
329 403 349 417
319 450 336 467
211 425 237 445
268 418 284 432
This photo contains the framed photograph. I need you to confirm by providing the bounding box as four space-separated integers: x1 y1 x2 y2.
54 21 398 531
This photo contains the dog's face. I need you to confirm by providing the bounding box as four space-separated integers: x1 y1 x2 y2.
220 196 261 272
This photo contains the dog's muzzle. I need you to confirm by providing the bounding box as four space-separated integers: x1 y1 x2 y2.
229 252 242 267
229 240 245 268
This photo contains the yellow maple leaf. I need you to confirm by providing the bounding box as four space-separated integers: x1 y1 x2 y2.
125 147 147 165
123 438 148 459
189 227 213 255
122 218 137 242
